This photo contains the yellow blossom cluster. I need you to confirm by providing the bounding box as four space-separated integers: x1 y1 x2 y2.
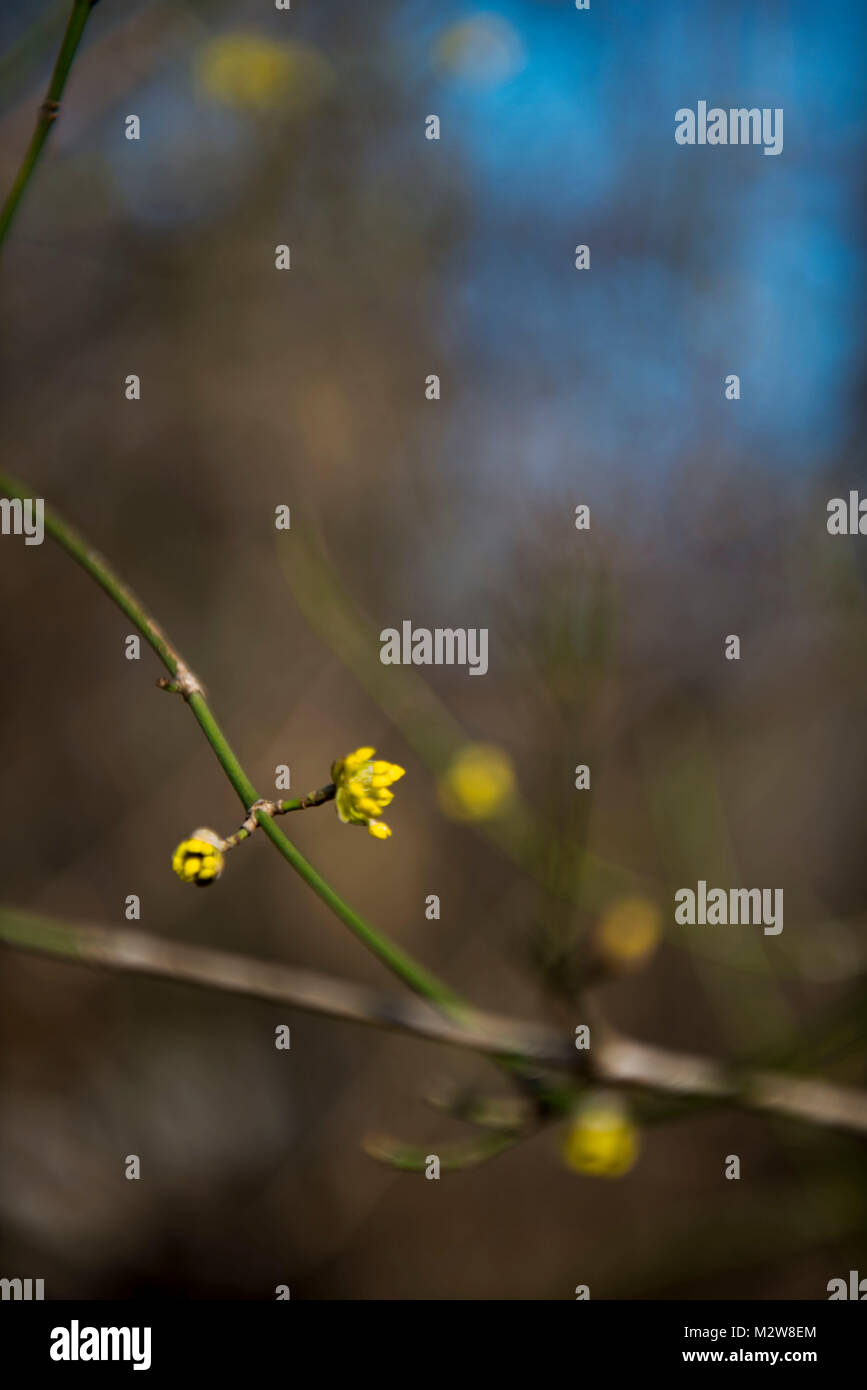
171 828 225 886
331 747 405 840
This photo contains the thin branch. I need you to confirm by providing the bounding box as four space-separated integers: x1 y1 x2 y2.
423 1076 532 1131
363 1130 522 1173
275 784 337 814
598 1033 867 1135
0 0 99 251
220 785 337 850
0 907 579 1064
3 907 866 1138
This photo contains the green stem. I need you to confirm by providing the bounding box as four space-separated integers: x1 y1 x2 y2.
220 788 336 850
275 784 336 813
255 811 461 1010
187 691 258 808
3 472 182 675
0 0 98 250
0 471 464 1016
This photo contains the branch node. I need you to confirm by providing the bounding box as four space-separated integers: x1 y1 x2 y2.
156 663 204 700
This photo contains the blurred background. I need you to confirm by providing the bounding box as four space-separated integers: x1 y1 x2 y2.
1 0 866 1299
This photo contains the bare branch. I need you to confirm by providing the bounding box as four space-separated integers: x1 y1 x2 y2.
3 907 866 1139
0 907 579 1064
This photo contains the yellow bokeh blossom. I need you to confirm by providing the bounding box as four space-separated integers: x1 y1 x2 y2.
562 1093 639 1178
437 743 516 821
595 897 661 972
172 828 225 886
195 31 332 116
331 747 405 841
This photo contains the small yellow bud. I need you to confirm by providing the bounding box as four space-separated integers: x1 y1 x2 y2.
562 1093 639 1178
172 828 224 887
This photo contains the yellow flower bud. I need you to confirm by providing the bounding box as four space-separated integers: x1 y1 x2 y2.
331 748 405 841
562 1093 639 1178
171 828 224 887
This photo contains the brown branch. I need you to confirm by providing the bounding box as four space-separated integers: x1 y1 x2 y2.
0 907 579 1065
3 906 866 1138
598 1033 867 1134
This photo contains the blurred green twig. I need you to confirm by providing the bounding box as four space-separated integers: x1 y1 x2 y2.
0 0 99 251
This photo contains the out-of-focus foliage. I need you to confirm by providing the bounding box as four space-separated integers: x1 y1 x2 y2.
0 0 865 1300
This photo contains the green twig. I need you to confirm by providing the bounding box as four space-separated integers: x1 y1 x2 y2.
219 786 336 849
363 1129 523 1173
0 0 99 251
275 785 337 814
